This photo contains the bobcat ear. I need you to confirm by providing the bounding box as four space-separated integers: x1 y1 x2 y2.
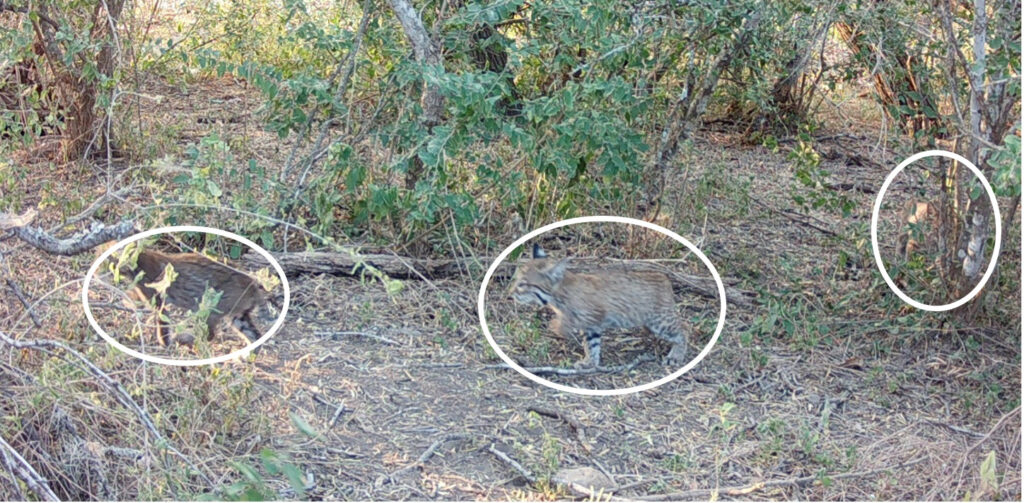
532 244 547 259
546 258 569 281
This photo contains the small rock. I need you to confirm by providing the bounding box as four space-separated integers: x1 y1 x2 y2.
552 467 615 492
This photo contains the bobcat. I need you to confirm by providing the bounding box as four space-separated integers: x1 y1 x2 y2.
510 244 689 368
116 247 273 346
897 200 941 260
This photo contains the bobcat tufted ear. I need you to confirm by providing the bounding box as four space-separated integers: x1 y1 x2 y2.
545 258 570 282
532 243 548 259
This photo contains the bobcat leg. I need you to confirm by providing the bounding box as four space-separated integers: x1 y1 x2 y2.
206 318 219 342
154 306 170 346
224 312 262 361
649 320 688 365
129 287 168 346
231 312 261 343
578 330 602 368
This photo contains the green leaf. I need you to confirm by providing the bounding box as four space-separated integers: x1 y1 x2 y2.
980 450 997 493
290 411 319 438
281 463 307 499
145 263 178 295
206 180 222 197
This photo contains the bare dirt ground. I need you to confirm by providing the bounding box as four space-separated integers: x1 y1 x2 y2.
1 77 1020 501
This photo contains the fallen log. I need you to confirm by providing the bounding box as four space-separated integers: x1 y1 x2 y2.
245 250 504 280
246 251 756 307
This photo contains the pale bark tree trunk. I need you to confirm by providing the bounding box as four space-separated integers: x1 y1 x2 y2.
650 10 762 202
935 0 1019 313
387 0 445 189
62 0 124 160
958 0 991 283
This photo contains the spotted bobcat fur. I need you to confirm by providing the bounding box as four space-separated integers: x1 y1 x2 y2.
510 244 688 368
121 248 273 346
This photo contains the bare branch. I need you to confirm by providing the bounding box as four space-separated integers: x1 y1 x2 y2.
0 435 60 501
487 444 536 483
0 330 213 486
0 209 38 230
9 220 137 256
635 456 929 501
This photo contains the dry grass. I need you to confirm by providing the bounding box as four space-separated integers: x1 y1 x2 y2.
0 75 1019 501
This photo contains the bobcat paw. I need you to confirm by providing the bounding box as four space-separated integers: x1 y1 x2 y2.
666 345 688 366
226 346 255 364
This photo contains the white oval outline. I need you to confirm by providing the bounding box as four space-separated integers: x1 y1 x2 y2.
82 225 291 366
477 216 727 396
870 149 1002 312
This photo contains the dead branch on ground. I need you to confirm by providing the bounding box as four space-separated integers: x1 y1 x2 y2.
487 444 536 483
526 405 588 449
750 197 839 238
487 354 657 377
5 279 42 327
0 330 212 486
634 456 929 501
248 251 753 308
381 434 469 483
0 435 60 501
245 250 504 279
316 330 400 345
4 216 137 256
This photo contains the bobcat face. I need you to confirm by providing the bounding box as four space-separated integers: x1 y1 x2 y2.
510 245 568 307
121 248 272 346
509 244 688 368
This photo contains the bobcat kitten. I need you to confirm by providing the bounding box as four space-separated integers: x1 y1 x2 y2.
897 200 940 260
510 244 689 368
120 248 272 346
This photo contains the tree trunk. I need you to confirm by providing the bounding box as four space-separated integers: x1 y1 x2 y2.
651 10 762 201
469 23 521 116
387 0 445 189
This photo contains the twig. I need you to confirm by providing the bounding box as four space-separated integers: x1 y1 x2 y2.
634 456 929 501
87 302 140 313
750 197 839 238
526 405 587 448
921 417 985 438
280 0 375 251
281 0 373 183
9 220 137 256
47 187 133 234
775 133 869 144
329 401 348 428
487 444 536 483
384 434 468 482
312 393 350 428
0 330 213 486
316 330 400 346
953 406 1021 493
0 435 60 501
5 279 41 328
488 354 657 377
961 406 1020 455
